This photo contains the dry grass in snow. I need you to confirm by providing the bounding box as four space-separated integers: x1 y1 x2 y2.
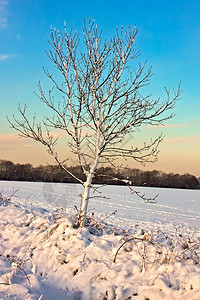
0 192 200 299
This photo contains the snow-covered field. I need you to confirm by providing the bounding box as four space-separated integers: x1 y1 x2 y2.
0 180 200 299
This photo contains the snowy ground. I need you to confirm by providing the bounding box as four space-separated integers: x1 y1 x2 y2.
0 181 200 299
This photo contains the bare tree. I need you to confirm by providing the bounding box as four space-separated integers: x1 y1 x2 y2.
8 20 182 227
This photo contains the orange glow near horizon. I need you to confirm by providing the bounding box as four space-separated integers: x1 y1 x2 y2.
0 132 199 177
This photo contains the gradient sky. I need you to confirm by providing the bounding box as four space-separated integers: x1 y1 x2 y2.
0 0 200 176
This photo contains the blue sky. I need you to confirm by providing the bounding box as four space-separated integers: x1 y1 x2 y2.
0 0 200 176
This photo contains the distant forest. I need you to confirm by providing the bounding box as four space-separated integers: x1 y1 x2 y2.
0 159 199 189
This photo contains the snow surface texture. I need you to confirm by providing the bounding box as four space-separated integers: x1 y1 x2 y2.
0 181 200 299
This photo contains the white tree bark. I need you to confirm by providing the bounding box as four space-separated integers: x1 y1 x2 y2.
79 124 101 227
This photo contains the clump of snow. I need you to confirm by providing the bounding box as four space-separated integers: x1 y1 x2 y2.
0 189 200 299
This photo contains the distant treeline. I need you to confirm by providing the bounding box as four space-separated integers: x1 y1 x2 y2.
0 159 199 189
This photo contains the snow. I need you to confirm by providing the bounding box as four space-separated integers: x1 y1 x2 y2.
0 181 200 299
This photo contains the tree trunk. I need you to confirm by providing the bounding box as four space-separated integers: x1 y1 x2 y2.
79 123 101 227
79 173 94 227
79 152 100 227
